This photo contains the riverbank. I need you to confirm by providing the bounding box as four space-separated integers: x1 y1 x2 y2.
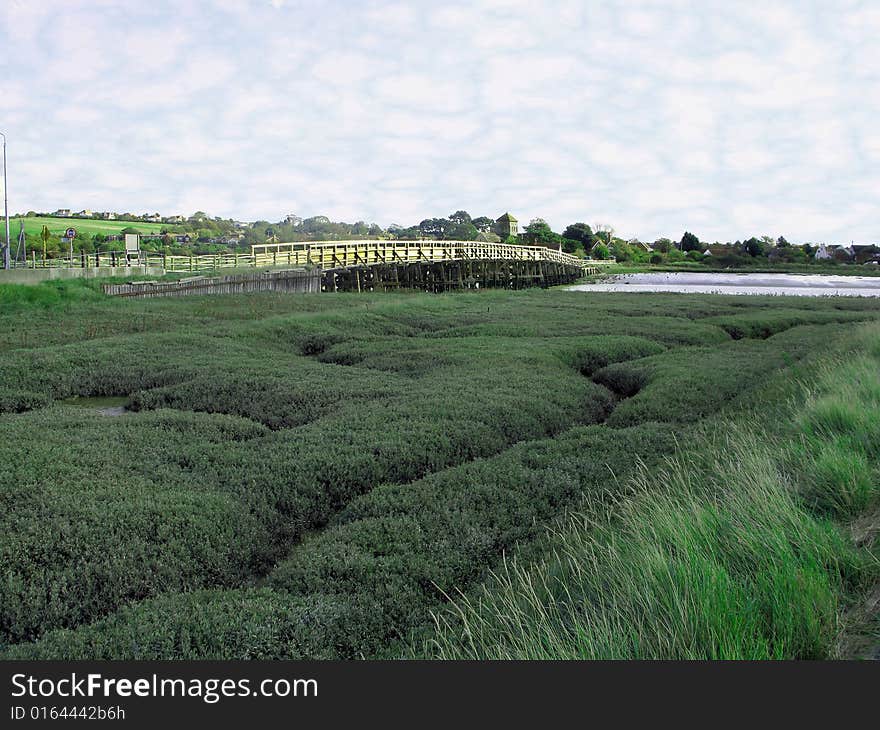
580 261 880 281
569 272 880 297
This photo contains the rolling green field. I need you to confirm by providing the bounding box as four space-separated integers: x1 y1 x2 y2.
0 281 878 659
6 215 184 239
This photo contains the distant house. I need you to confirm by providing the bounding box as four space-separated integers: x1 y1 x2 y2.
174 234 191 243
495 212 518 239
142 213 161 223
74 209 92 217
164 215 186 224
53 208 71 217
703 249 712 256
475 231 501 243
815 243 859 262
101 211 117 220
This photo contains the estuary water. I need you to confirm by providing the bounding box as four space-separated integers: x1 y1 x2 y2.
567 272 880 297
59 396 129 416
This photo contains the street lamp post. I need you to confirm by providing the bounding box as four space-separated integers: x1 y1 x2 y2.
1 132 9 270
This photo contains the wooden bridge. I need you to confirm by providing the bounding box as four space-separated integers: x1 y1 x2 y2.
22 239 611 293
246 240 601 292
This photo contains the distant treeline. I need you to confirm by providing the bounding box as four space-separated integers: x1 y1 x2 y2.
13 210 879 266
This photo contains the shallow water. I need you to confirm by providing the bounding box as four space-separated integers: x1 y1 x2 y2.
59 396 129 416
568 272 880 297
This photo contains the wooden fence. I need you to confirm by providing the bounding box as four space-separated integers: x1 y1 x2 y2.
102 268 321 298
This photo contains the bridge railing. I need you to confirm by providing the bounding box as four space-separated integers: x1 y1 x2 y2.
248 240 597 270
9 241 611 273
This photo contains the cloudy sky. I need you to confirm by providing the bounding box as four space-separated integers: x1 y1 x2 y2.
1 0 878 242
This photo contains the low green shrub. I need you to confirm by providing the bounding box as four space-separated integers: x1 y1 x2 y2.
705 309 874 340
1 589 379 660
0 408 272 646
562 336 665 376
0 390 51 414
594 325 843 427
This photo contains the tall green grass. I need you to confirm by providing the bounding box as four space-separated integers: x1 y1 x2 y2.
0 280 101 309
788 353 880 520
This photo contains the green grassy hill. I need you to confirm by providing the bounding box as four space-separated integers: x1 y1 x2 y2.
8 215 185 239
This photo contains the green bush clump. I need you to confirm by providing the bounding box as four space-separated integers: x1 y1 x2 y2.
562 336 666 376
0 408 271 646
317 340 453 375
704 309 875 340
591 361 648 397
128 369 396 429
594 325 842 427
1 589 379 660
430 315 729 347
0 390 51 414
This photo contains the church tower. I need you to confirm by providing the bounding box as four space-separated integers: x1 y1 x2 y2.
495 212 518 240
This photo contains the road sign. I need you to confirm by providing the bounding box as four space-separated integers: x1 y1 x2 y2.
65 227 77 239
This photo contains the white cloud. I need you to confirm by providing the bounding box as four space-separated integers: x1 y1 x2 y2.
1 0 878 243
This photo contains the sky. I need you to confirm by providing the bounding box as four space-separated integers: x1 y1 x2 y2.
1 0 878 243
